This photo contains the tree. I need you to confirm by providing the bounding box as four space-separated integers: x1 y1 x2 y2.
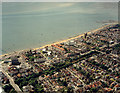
36 88 44 92
9 89 17 93
61 80 67 86
96 47 99 50
90 87 98 92
29 79 36 85
3 84 13 93
64 47 68 52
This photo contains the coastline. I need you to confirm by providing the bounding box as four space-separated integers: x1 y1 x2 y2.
0 23 117 58
32 23 115 50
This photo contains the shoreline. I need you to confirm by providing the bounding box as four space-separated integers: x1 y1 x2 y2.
32 23 116 50
0 23 117 58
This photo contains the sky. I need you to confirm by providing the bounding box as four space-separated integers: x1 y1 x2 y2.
1 0 120 2
2 2 118 17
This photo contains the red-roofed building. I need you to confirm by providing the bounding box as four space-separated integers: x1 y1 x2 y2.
51 44 65 53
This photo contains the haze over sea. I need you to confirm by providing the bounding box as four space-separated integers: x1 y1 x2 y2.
2 2 118 54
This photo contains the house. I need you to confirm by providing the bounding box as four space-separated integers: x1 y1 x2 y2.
34 58 46 63
4 60 11 64
17 73 21 78
11 56 21 65
22 54 29 60
69 40 76 46
23 85 34 93
47 51 52 56
51 45 65 53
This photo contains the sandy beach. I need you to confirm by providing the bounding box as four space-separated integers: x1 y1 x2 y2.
0 23 117 58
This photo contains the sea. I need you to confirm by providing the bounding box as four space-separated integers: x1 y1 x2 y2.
2 2 118 55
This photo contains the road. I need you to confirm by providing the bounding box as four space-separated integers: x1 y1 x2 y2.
96 42 118 54
2 69 23 93
66 68 86 86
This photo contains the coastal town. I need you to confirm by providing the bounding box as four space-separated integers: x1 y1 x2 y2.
0 23 120 93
